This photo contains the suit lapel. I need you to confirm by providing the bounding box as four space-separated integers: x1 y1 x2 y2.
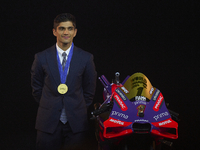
46 45 80 88
66 46 79 86
46 45 61 86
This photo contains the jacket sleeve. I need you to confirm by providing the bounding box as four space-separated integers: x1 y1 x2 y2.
31 54 44 103
82 54 97 108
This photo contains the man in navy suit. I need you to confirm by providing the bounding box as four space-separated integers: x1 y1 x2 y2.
31 13 97 150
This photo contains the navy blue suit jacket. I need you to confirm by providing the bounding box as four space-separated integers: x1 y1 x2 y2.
31 45 97 134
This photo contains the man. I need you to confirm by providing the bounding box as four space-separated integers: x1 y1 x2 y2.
31 13 97 150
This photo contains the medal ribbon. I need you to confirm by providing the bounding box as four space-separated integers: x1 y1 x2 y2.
57 43 74 84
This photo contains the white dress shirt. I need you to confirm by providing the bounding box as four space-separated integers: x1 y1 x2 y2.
56 43 72 64
56 43 72 74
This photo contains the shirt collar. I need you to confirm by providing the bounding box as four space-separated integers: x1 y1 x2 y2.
56 43 72 56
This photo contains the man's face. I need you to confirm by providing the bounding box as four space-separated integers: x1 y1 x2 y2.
53 21 77 46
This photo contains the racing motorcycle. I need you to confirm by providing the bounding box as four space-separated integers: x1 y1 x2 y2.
91 72 179 150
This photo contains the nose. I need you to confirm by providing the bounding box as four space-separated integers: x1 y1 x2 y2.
63 29 69 34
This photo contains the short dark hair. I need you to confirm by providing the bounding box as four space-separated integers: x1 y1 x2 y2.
53 13 76 29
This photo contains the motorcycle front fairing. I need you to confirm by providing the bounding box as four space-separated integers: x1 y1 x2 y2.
99 73 178 140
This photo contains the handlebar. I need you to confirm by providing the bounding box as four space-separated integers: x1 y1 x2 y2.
91 102 113 116
168 109 180 121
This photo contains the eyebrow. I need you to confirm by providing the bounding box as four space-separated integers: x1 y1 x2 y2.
58 26 74 29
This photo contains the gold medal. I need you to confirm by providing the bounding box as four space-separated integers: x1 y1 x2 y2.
57 84 68 94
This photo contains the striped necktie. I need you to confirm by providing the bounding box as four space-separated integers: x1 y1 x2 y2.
61 52 67 70
60 52 67 124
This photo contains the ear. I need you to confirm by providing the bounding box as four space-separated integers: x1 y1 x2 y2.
73 28 77 37
53 28 57 37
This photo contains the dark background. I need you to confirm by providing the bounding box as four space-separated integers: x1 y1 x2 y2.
1 0 199 150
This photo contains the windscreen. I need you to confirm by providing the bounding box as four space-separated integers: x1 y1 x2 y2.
120 72 156 101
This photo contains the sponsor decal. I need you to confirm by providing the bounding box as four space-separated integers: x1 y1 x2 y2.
120 86 129 94
111 111 129 119
135 119 149 122
159 119 172 126
153 111 169 121
130 95 150 102
134 101 147 105
153 93 164 111
109 118 124 125
113 93 128 111
131 76 147 89
152 89 160 101
137 105 146 116
135 96 146 101
115 88 127 101
149 87 154 94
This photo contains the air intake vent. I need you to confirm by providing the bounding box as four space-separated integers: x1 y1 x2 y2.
132 123 151 134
